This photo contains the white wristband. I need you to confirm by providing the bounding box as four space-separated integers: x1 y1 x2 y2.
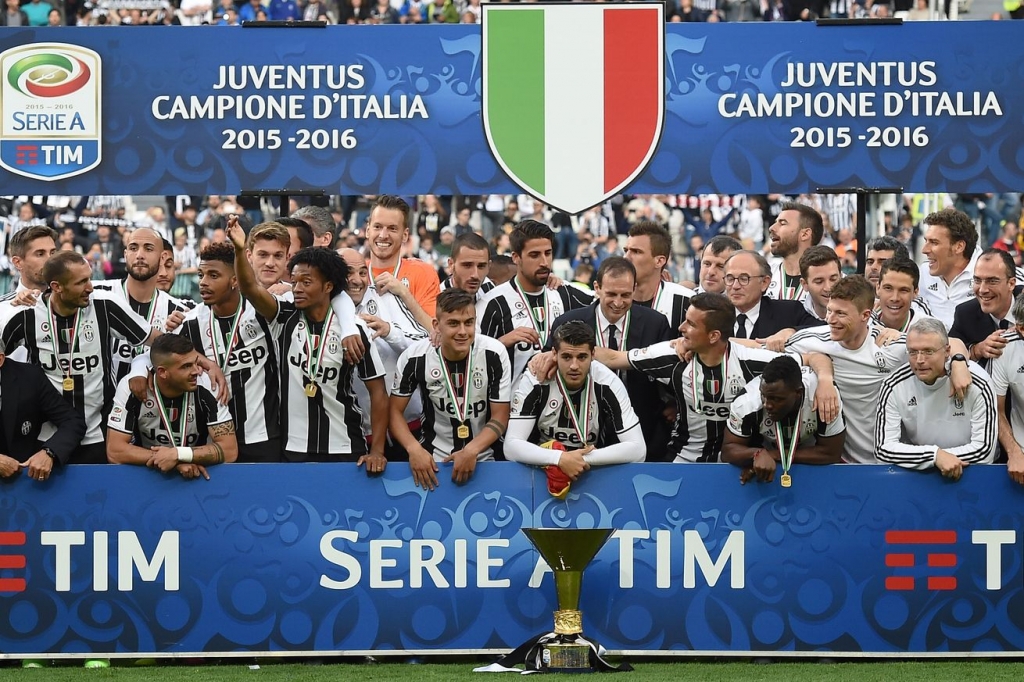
176 447 194 463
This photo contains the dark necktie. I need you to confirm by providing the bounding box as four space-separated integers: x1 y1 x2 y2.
735 313 748 339
608 324 619 351
999 319 1011 331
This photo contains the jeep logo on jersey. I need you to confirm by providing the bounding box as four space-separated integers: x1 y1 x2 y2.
0 43 102 181
481 3 665 215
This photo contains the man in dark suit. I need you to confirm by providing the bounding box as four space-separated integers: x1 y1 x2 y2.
725 251 821 346
0 349 86 482
950 249 1021 370
548 257 674 461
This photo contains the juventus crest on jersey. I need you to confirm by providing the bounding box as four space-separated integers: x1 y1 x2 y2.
628 340 788 462
392 335 511 461
0 289 151 445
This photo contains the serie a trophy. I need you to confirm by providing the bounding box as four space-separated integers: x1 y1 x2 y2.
478 527 629 673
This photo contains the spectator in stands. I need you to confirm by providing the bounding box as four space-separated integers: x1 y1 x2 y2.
672 0 708 20
453 206 474 237
270 0 302 20
918 208 978 329
21 0 52 25
992 221 1022 265
876 318 996 478
171 228 200 301
950 249 1019 370
46 7 61 24
91 225 126 279
425 0 457 22
572 264 594 291
956 194 1001 249
1 0 29 25
736 196 765 252
417 195 447 242
369 0 399 22
687 207 735 245
238 0 263 21
722 355 845 484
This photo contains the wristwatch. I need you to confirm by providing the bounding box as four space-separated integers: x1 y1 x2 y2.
43 448 57 462
951 353 968 364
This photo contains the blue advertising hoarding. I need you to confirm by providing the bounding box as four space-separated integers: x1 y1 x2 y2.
0 22 1020 199
0 463 1022 657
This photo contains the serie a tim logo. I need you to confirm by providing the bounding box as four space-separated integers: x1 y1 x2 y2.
0 43 102 181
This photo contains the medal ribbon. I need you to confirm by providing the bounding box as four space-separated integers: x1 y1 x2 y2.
653 281 665 312
123 281 158 351
302 307 335 384
439 345 474 425
47 297 82 385
776 415 799 478
596 309 631 351
512 277 550 346
555 371 593 446
782 271 804 301
210 298 244 374
154 383 192 448
690 347 728 412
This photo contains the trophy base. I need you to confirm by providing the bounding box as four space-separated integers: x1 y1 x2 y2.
541 638 592 673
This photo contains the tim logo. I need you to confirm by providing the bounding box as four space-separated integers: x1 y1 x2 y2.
0 532 27 593
884 529 1017 592
0 43 102 181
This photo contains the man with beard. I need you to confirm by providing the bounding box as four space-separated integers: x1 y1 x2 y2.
481 220 593 386
2 226 56 299
440 232 494 320
228 218 388 466
765 202 823 303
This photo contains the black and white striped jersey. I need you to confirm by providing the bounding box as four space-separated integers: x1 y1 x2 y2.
92 280 189 387
628 340 786 463
440 276 496 322
982 331 1024 447
177 299 280 446
392 335 511 461
108 374 232 449
0 289 151 445
875 363 997 469
766 259 810 303
480 278 593 385
727 367 845 448
271 302 385 456
632 280 694 336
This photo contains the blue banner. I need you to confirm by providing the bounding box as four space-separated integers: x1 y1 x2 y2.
1 463 1023 656
0 23 1020 197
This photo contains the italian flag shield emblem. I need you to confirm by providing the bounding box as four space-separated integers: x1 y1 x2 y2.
482 3 665 215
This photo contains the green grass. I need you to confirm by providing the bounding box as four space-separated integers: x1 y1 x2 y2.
3 661 1024 682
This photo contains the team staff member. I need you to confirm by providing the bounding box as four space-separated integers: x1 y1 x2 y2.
108 334 237 479
623 221 695 333
0 344 86 482
391 289 512 491
366 195 441 318
986 293 1024 485
724 250 820 343
694 236 742 295
950 249 1019 369
876 318 996 478
722 355 845 484
228 218 389 467
918 207 978 329
506 321 644 477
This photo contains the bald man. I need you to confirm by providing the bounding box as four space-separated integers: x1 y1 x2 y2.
339 247 429 459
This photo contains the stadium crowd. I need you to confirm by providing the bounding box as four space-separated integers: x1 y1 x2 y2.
4 0 1005 28
1 191 1023 491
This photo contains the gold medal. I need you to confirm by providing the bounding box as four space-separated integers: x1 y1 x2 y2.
781 473 792 488
457 424 470 439
304 382 318 398
62 377 74 392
